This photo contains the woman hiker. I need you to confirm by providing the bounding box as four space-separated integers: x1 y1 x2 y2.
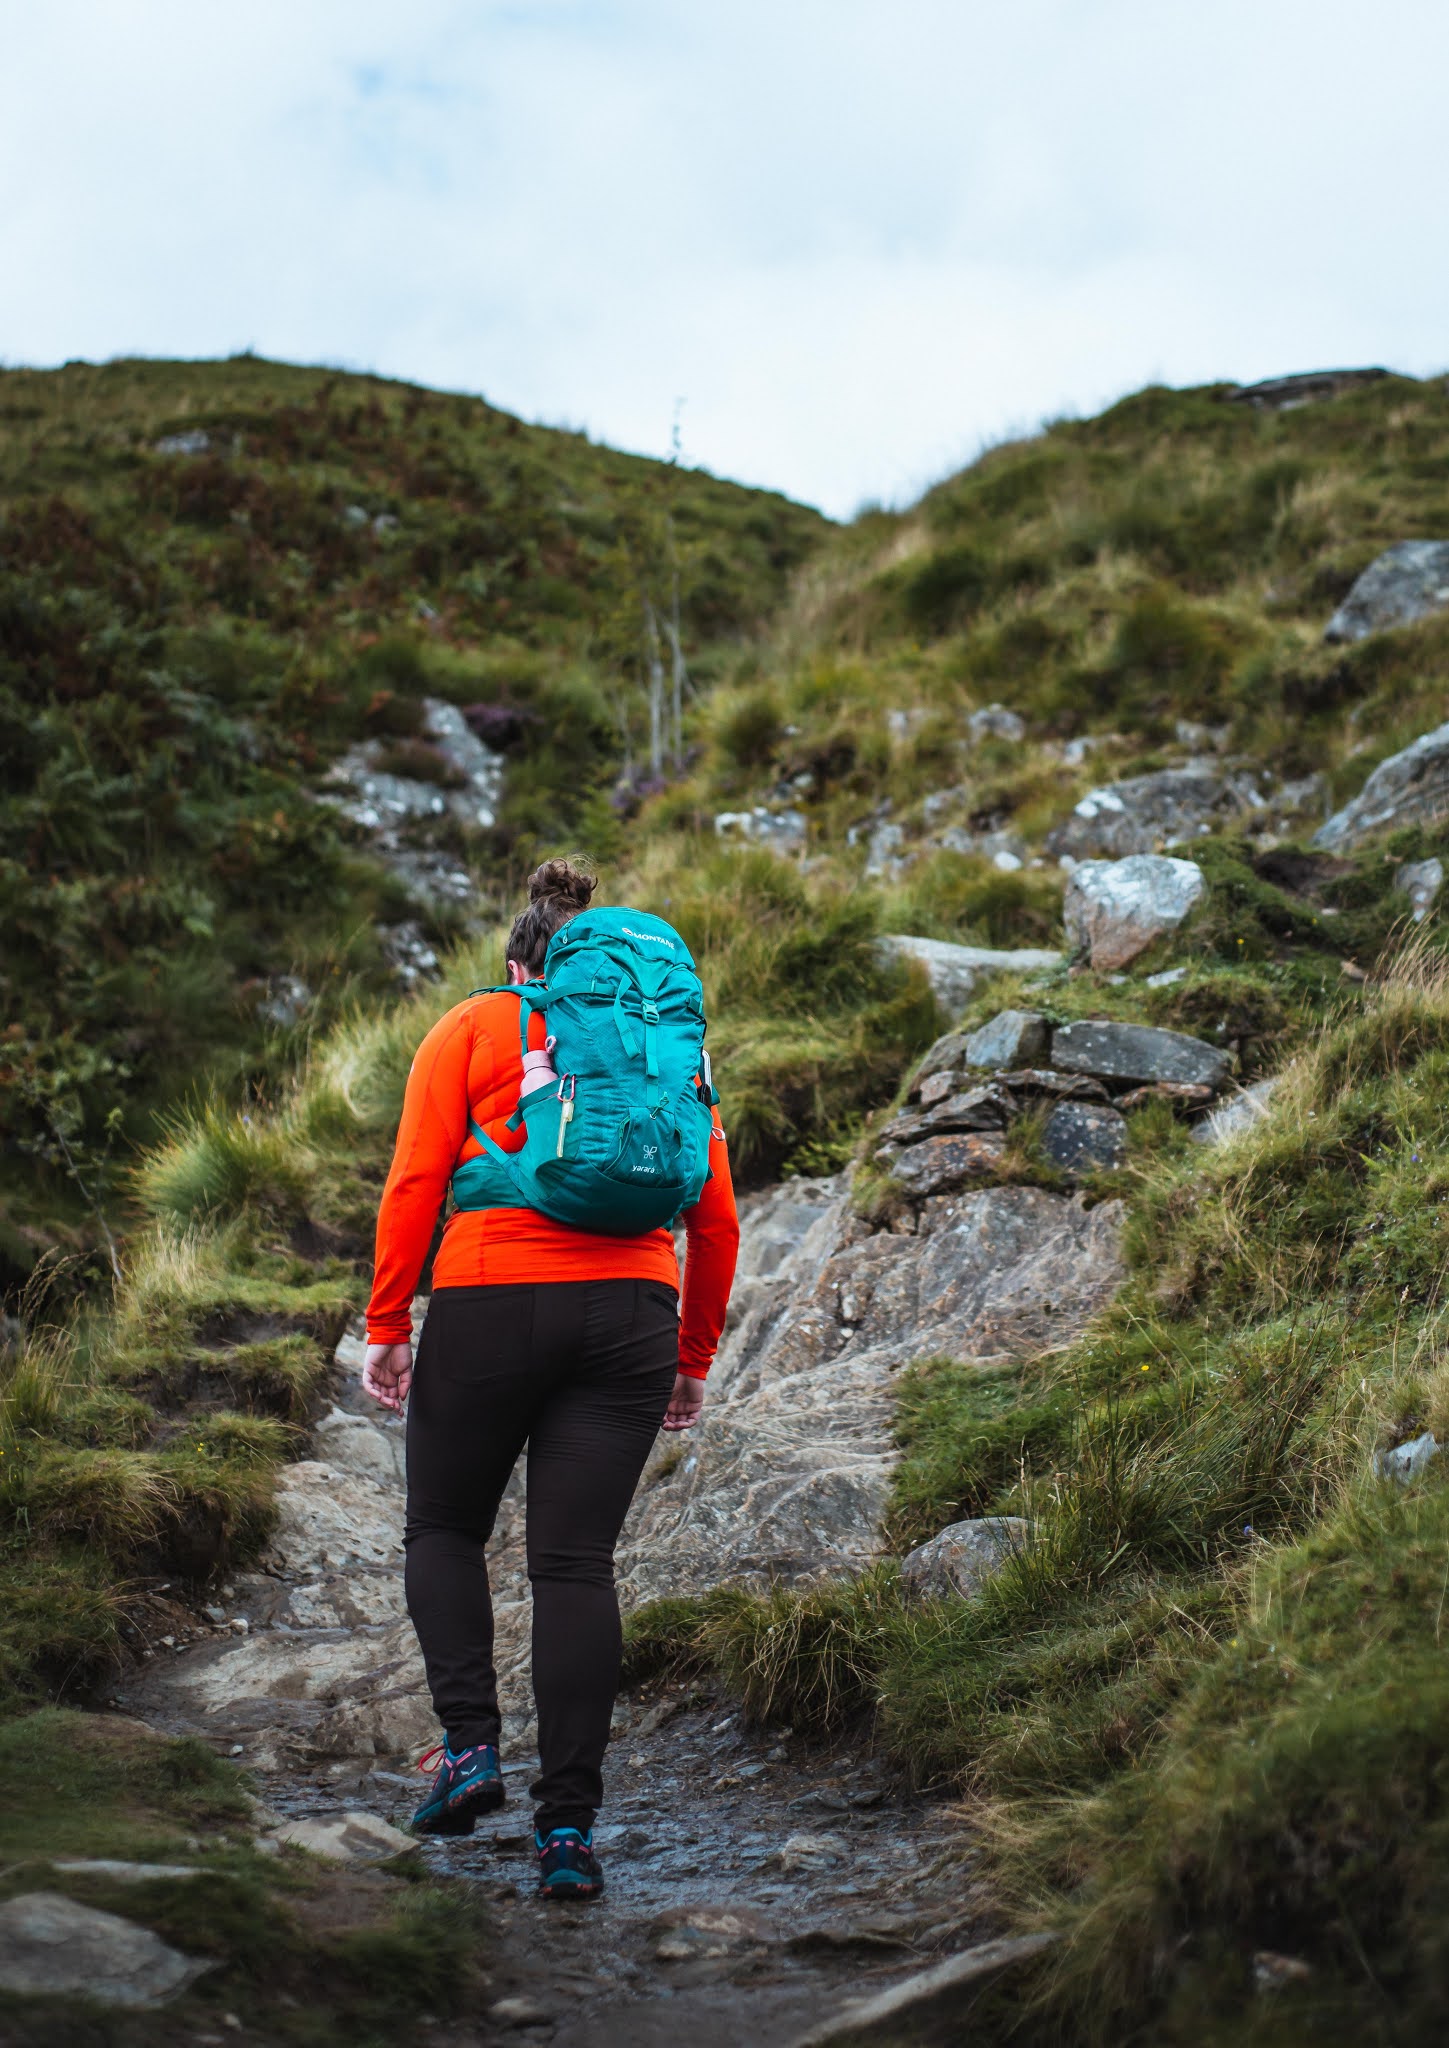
360 859 740 1899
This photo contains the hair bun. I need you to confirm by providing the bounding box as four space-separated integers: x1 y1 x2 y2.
527 858 597 911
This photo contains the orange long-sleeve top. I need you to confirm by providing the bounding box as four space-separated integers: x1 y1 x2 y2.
365 990 740 1377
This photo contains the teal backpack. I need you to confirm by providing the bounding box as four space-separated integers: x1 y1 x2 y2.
451 906 716 1235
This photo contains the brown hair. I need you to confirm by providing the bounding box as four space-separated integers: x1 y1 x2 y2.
505 858 597 975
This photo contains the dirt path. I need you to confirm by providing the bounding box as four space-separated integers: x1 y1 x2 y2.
266 1692 979 2046
114 1315 986 2045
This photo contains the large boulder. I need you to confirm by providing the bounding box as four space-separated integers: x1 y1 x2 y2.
616 1179 1124 1600
1226 368 1390 410
899 1517 1029 1601
1051 1019 1231 1090
1063 854 1205 971
878 935 1061 1013
323 697 503 837
1314 720 1449 850
967 704 1025 743
420 698 506 829
318 695 502 915
714 806 808 851
1047 767 1263 860
1324 540 1449 644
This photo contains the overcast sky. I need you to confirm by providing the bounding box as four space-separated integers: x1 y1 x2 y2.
5 1 1447 517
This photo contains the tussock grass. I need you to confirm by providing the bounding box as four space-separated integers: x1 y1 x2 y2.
984 1483 1449 2045
136 1103 316 1227
1 1188 353 1701
624 1572 903 1732
886 1357 1077 1551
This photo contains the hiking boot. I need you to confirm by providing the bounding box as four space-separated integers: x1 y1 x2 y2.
535 1826 604 1900
410 1741 505 1836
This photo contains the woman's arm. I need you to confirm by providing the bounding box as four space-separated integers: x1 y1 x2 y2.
677 1108 741 1380
365 1002 483 1346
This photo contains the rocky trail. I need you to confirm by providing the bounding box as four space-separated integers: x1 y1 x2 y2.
107 1107 1130 2042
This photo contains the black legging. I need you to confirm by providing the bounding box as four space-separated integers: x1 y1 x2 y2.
403 1278 679 1835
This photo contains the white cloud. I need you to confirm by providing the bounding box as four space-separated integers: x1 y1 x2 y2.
3 0 1447 515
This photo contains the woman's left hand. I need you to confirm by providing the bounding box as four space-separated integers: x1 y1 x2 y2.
363 1342 413 1413
661 1372 705 1432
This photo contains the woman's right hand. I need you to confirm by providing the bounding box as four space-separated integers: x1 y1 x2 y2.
661 1372 705 1432
363 1342 413 1413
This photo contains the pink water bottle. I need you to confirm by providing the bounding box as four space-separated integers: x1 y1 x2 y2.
521 1035 558 1094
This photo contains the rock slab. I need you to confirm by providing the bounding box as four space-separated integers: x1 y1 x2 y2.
1398 856 1444 921
1374 1432 1439 1483
1063 855 1206 971
271 1811 419 1863
899 1517 1029 1600
790 1931 1057 2046
126 1167 1125 1766
1315 720 1449 850
1324 540 1449 644
1192 1078 1278 1147
1048 767 1262 860
0 1892 211 2007
1052 1019 1230 1090
617 1177 1124 1600
878 935 1061 1014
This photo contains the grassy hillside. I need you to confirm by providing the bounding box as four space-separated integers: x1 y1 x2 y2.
615 374 1449 2038
0 354 826 1285
7 361 1449 2039
643 371 1449 852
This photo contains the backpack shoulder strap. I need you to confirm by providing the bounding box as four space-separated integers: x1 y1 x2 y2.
467 981 549 1060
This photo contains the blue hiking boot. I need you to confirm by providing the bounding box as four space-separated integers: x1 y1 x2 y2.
535 1826 604 1900
410 1741 505 1836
